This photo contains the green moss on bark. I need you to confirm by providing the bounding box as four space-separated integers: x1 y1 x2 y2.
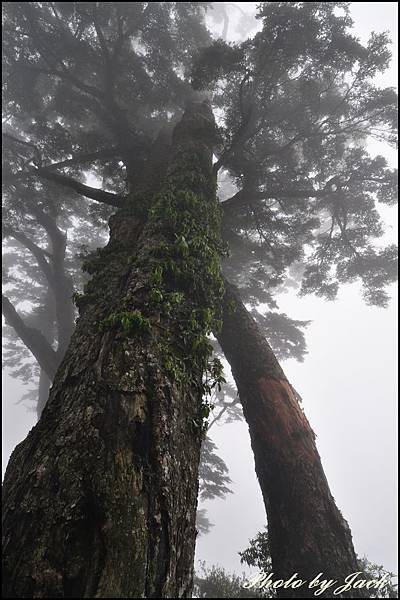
3 102 226 598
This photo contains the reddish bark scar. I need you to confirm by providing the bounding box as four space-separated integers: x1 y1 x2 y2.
256 377 316 464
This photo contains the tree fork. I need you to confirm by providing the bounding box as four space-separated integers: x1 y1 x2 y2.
216 280 365 598
2 101 224 598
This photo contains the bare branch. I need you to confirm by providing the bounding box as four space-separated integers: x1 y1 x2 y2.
43 148 120 171
4 226 54 284
33 168 125 207
222 187 324 216
207 398 240 431
2 295 59 379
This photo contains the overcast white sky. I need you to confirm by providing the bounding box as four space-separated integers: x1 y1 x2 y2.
2 0 398 583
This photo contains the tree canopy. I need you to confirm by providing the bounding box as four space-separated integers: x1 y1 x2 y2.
3 1 397 356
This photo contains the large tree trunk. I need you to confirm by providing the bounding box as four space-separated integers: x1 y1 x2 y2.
2 101 223 598
217 280 364 598
37 368 52 419
36 287 57 419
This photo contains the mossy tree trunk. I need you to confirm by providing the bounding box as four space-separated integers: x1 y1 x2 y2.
217 280 365 599
2 101 225 598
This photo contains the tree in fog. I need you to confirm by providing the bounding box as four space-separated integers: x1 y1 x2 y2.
194 529 397 598
2 2 397 598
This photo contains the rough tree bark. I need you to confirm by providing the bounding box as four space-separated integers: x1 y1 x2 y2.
2 101 224 598
37 368 52 419
36 289 57 419
217 280 365 598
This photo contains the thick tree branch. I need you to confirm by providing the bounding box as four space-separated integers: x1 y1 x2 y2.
4 226 54 284
3 132 42 163
4 203 77 356
222 187 324 216
3 134 123 196
222 174 351 216
2 295 59 379
14 51 104 98
43 148 120 171
33 168 125 207
317 215 336 268
93 5 112 64
24 203 66 249
20 205 77 354
213 107 258 174
4 219 74 354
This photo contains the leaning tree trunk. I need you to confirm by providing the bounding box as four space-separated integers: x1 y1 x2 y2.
217 280 365 599
2 101 224 598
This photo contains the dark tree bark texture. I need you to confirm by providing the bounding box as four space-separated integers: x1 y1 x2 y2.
2 101 223 598
217 280 365 599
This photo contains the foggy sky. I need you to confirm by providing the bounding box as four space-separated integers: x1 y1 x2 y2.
2 0 398 584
